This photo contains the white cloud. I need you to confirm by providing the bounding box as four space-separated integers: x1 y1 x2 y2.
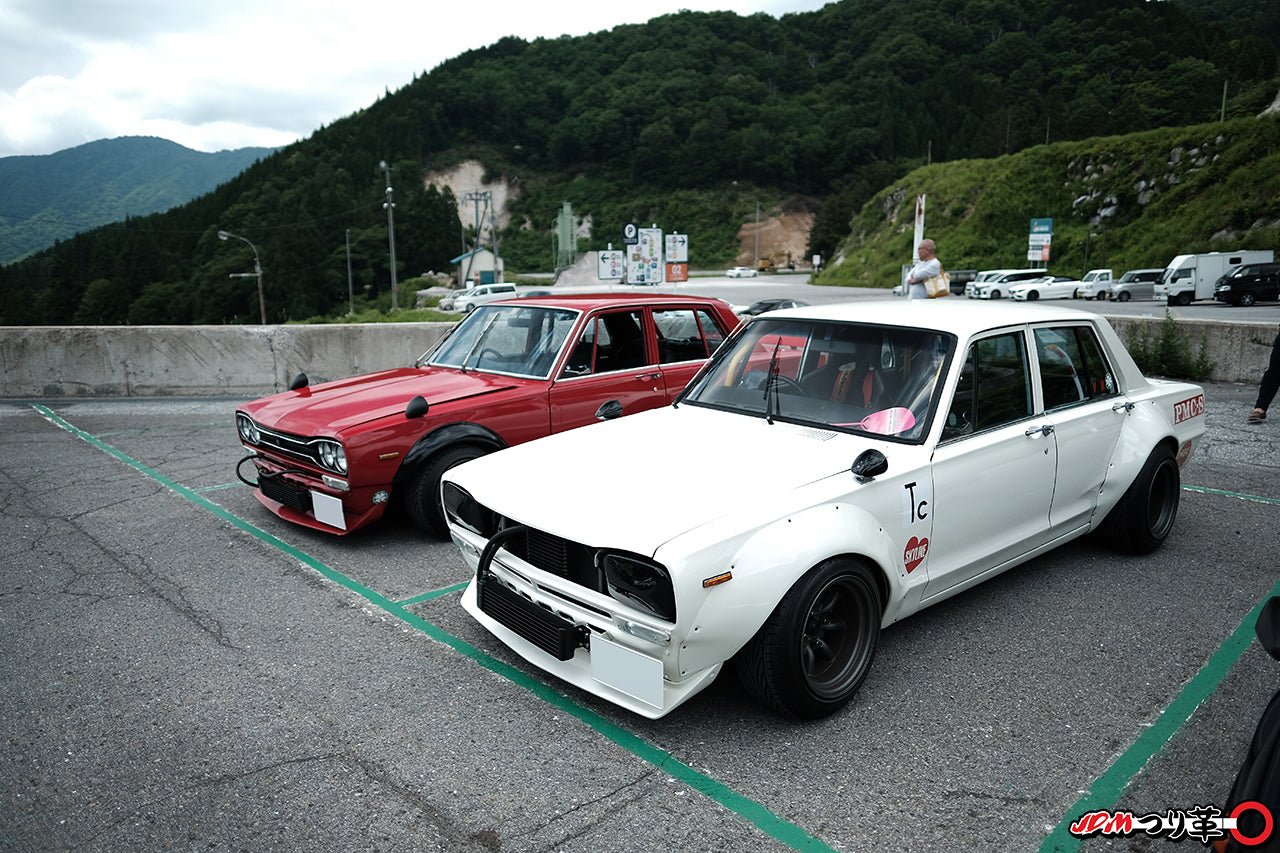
0 0 830 157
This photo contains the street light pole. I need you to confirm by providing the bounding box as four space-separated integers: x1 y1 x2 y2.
380 160 398 311
217 229 265 324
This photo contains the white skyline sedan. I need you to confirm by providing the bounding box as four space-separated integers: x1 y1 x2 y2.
442 300 1206 720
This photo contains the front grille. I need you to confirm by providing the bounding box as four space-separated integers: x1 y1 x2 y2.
477 573 585 660
503 527 597 588
522 529 570 576
255 424 319 466
259 473 312 513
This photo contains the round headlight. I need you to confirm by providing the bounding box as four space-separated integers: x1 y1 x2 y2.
236 414 260 445
317 440 347 474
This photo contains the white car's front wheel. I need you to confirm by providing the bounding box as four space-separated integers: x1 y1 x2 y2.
736 558 882 718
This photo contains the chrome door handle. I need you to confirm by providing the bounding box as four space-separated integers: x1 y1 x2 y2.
1025 424 1054 437
1113 401 1135 413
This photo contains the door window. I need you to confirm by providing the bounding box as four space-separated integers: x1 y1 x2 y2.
1034 326 1117 410
942 332 1032 439
562 310 650 376
653 308 728 363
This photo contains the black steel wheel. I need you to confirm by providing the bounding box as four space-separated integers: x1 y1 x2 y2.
736 559 882 718
1097 444 1180 554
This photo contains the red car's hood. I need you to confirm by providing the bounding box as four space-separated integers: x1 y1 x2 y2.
240 366 524 434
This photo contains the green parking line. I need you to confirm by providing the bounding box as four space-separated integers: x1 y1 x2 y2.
194 482 241 493
1041 484 1280 852
396 583 469 606
33 404 835 853
1183 483 1280 507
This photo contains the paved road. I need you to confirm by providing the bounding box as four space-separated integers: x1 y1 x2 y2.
2 383 1277 852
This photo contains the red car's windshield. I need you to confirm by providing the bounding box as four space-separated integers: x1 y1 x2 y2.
423 305 579 378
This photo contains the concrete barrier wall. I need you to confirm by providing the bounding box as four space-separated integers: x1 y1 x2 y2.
0 315 1274 399
0 322 454 398
1103 315 1275 387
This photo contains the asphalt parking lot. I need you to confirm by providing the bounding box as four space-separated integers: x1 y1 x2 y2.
2 381 1278 852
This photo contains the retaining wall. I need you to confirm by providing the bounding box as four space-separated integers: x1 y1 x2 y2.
0 315 1275 399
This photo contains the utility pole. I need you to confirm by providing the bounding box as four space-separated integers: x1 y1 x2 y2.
461 190 492 287
380 160 398 311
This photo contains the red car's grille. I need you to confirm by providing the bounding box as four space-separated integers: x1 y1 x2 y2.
254 424 321 467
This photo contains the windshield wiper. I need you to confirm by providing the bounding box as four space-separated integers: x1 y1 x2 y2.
763 337 782 424
459 312 499 373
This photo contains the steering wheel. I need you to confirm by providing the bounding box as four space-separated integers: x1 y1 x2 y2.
742 369 807 396
770 374 807 396
476 348 503 366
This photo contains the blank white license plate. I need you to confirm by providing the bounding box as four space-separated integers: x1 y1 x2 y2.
311 490 346 531
590 635 663 710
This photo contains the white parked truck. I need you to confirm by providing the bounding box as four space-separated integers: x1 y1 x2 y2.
1154 251 1275 306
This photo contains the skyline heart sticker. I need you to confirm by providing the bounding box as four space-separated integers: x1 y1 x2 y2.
904 536 929 573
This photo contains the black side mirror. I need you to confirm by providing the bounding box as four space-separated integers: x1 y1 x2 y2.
405 395 430 419
850 449 888 484
289 372 309 391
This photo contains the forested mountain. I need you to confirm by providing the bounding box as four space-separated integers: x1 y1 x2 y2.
0 137 276 264
2 0 1277 326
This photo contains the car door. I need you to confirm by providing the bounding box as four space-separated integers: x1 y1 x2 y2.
1033 324 1128 532
548 308 665 430
925 329 1057 599
651 306 731 402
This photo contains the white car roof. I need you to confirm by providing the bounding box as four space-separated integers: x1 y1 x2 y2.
764 297 1102 340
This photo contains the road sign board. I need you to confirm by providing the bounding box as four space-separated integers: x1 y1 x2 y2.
665 233 687 263
598 250 624 280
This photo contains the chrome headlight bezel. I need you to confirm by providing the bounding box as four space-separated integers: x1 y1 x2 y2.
315 439 347 475
236 413 260 445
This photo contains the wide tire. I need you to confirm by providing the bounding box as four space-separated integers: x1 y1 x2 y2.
1098 445 1180 554
736 559 882 719
405 445 487 536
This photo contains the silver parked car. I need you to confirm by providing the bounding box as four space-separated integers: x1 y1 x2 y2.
1107 269 1163 302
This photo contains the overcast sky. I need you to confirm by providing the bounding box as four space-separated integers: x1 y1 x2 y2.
0 0 830 159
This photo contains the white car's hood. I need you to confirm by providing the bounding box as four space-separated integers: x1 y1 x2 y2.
447 404 889 556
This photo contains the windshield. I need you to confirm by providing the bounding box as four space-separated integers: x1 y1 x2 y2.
419 304 578 377
681 318 954 441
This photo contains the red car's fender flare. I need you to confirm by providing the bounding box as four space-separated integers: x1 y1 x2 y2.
395 422 507 483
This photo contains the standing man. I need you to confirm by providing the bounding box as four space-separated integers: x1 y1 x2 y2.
905 239 941 300
1248 325 1280 423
